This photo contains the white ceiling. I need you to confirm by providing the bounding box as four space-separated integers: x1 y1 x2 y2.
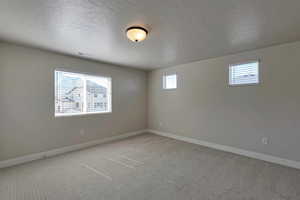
0 0 300 70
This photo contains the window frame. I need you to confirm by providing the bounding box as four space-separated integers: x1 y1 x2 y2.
228 60 260 87
163 73 177 90
54 70 112 117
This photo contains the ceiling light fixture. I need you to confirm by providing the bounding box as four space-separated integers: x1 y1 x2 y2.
126 26 148 42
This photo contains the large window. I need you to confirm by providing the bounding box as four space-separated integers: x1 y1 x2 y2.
55 70 111 116
163 73 177 89
229 61 259 86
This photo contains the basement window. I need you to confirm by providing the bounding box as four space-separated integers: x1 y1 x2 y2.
55 70 112 117
229 61 259 86
163 73 177 89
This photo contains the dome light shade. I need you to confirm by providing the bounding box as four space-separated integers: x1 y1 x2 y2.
126 27 148 42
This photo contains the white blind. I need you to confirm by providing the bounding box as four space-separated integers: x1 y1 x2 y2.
163 74 177 89
229 61 259 85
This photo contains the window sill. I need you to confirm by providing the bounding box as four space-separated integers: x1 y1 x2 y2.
55 111 112 118
228 82 260 87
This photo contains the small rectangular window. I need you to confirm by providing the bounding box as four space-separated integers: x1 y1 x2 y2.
55 70 112 117
163 74 177 89
229 61 259 86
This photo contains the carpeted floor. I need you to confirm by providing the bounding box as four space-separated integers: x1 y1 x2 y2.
0 133 300 200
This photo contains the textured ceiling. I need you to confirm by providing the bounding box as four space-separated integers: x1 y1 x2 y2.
0 0 300 70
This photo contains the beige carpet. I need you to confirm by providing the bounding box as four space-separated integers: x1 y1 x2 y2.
0 133 300 200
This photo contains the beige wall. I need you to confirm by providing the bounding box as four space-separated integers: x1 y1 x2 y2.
148 41 300 162
0 42 147 161
2 40 300 163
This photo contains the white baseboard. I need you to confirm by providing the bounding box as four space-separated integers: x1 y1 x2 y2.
0 129 146 169
147 129 300 170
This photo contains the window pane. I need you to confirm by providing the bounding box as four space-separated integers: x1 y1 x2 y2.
164 74 177 89
86 77 111 113
55 70 112 116
229 61 259 85
55 71 84 115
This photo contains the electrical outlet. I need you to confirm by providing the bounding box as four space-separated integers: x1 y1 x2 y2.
262 137 269 145
80 129 85 136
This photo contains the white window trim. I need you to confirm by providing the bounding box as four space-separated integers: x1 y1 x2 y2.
163 73 177 90
54 70 112 117
228 60 260 87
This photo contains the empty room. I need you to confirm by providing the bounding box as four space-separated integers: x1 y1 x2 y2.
1 0 300 199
